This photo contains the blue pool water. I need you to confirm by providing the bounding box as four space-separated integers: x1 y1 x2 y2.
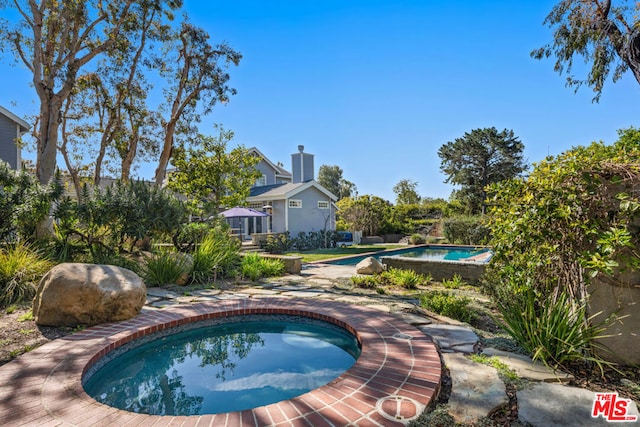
327 245 491 266
83 317 360 415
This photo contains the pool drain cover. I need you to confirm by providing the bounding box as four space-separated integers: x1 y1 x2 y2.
376 395 424 422
393 332 413 341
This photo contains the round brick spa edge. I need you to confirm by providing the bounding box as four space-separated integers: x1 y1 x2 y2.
0 298 441 426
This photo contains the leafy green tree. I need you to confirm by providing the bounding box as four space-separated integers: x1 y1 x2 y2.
532 0 640 102
168 127 261 216
336 195 392 236
438 127 527 215
317 165 356 200
393 179 421 205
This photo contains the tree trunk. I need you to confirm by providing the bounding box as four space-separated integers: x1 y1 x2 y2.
121 133 138 182
36 100 62 186
155 120 177 186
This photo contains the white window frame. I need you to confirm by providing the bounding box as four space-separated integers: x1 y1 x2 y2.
255 174 267 187
289 199 302 208
317 201 330 209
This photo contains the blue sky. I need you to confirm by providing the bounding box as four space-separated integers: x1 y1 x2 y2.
1 1 638 201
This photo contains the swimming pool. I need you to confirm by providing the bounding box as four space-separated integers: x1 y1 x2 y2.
325 245 491 266
83 315 360 415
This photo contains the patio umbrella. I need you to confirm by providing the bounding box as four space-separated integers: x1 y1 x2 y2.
219 207 268 238
220 207 268 218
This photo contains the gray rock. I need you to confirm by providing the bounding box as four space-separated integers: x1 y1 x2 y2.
518 382 639 426
482 348 573 383
443 353 508 424
393 311 432 326
356 256 385 275
420 324 479 353
146 287 180 299
33 263 146 327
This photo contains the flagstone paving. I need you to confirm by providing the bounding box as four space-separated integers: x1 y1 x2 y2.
1 263 636 426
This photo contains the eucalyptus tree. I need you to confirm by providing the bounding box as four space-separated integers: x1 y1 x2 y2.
533 0 640 101
0 0 181 185
154 22 242 186
57 2 173 199
438 127 527 215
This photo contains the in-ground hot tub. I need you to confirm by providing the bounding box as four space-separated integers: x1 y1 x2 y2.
0 299 442 426
83 315 361 415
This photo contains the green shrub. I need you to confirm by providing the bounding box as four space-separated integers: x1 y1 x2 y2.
381 268 430 289
352 268 430 290
409 233 426 245
192 230 240 283
172 222 215 252
487 131 640 370
0 162 63 242
0 243 53 308
441 274 465 289
241 253 285 281
350 275 379 288
443 215 490 245
144 251 191 286
496 288 612 369
261 232 293 254
58 180 186 255
420 290 474 323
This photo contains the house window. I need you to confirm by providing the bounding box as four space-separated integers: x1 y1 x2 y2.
317 201 330 209
248 202 264 210
255 174 267 187
289 199 302 208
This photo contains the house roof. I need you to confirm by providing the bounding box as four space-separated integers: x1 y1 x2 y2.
248 147 292 179
249 181 338 202
0 106 30 132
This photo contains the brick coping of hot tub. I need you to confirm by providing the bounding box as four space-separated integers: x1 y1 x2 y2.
0 298 441 427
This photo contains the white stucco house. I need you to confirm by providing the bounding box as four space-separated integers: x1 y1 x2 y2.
230 145 338 239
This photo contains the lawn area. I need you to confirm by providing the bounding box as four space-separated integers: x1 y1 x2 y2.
285 244 405 263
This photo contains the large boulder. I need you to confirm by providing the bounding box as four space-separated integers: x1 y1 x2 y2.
356 256 385 275
33 263 146 327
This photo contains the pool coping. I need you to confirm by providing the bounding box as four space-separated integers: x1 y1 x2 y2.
0 298 441 426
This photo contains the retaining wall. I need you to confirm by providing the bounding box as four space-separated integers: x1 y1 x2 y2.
381 256 486 284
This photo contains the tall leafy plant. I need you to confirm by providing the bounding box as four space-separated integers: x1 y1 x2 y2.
191 228 240 283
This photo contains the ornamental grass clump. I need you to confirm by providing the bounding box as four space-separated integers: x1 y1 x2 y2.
0 242 52 308
381 268 430 289
241 253 285 281
495 287 613 371
191 231 240 284
143 251 191 286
